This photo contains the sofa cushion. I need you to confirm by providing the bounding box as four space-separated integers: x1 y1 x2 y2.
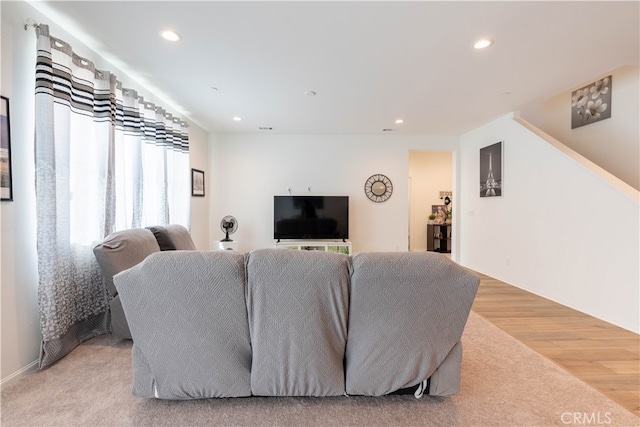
246 248 351 397
163 224 197 250
345 252 479 396
145 224 196 251
93 228 161 299
114 250 252 399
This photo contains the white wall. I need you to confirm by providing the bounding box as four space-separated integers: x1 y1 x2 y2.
459 113 639 333
210 134 457 253
187 122 210 250
207 131 222 250
1 2 41 386
520 66 639 191
408 151 452 252
0 0 210 386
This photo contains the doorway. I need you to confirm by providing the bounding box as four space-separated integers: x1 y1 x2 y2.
408 151 453 252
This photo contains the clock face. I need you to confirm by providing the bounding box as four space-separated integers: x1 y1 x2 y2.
364 174 393 203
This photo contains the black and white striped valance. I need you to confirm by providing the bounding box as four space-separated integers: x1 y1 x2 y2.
35 24 189 153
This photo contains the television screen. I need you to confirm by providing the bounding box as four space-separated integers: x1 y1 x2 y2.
274 196 349 240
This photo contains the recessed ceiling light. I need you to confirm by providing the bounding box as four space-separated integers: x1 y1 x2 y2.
160 30 182 42
473 38 493 49
233 116 242 122
395 119 404 124
304 90 317 96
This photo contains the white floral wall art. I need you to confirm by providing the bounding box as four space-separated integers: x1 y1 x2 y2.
571 76 612 129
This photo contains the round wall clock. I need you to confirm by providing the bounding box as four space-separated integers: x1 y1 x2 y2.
364 174 393 203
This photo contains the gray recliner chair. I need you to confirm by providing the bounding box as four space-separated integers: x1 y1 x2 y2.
93 224 196 339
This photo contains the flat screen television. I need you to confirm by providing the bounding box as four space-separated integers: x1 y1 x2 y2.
274 196 349 241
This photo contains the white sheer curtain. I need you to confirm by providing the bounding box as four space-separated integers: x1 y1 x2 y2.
113 93 190 230
34 25 190 368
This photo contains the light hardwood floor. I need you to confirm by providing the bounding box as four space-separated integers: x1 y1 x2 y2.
471 272 640 417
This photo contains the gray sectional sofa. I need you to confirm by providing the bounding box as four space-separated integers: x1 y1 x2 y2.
110 242 479 400
93 224 196 339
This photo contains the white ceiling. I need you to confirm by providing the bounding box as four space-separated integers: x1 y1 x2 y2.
31 1 639 135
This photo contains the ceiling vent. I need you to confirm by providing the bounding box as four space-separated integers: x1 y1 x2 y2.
258 126 273 131
382 128 397 132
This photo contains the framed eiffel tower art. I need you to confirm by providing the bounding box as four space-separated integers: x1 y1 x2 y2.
480 141 502 197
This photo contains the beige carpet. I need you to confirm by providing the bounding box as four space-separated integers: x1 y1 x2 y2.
2 312 638 427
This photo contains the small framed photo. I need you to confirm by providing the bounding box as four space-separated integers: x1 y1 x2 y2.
432 205 447 224
191 168 205 197
1 96 13 201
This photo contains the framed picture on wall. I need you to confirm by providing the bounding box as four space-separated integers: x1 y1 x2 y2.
571 75 612 129
191 168 205 197
480 141 502 197
1 96 13 201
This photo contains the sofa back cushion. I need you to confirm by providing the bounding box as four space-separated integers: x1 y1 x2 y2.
114 250 252 399
163 224 197 250
93 228 161 298
246 248 351 396
345 252 479 396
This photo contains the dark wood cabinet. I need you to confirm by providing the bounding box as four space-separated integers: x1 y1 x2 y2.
427 224 451 253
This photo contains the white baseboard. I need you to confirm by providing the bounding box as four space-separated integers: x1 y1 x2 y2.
1 359 39 391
